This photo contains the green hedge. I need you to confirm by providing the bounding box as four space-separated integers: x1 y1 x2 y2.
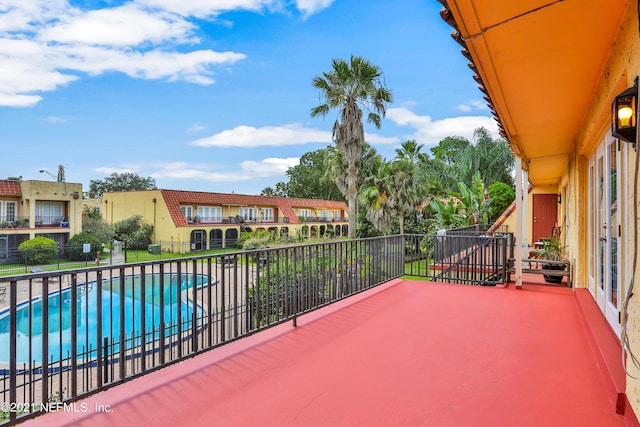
68 232 103 261
18 237 58 265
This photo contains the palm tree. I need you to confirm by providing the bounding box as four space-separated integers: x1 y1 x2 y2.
395 139 428 164
389 159 419 234
311 55 393 238
359 157 395 234
458 127 515 188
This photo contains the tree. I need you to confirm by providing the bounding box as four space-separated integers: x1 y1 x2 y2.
113 215 153 250
458 127 515 188
284 148 343 200
390 140 427 234
453 172 492 225
395 139 429 164
430 136 471 164
260 187 276 197
82 206 114 244
359 157 395 234
311 55 393 238
488 181 515 223
87 172 156 198
68 232 102 261
18 237 58 265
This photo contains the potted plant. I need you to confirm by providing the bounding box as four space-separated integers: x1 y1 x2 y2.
539 234 566 283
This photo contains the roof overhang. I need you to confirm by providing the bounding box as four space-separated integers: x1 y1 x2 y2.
439 0 629 185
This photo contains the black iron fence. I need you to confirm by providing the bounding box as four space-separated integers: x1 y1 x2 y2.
404 231 513 286
0 232 512 425
0 235 405 425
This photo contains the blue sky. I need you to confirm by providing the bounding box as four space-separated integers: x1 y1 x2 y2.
0 0 497 195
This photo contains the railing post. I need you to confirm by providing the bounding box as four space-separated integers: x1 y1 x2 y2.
292 248 297 328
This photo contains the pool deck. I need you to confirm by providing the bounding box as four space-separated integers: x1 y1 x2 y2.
20 277 640 427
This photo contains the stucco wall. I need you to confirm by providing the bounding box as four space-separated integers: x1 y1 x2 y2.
567 3 640 414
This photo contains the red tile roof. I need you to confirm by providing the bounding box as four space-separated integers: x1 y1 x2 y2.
0 180 21 197
159 190 347 227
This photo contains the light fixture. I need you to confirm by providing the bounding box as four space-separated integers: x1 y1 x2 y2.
557 194 561 204
612 77 639 148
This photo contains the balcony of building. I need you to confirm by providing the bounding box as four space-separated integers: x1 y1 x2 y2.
0 233 636 426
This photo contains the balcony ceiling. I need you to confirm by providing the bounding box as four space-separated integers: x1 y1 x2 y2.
441 0 628 185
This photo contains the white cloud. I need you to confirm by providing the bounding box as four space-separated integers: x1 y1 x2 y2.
387 107 499 147
150 157 299 182
295 0 335 18
187 123 207 133
456 99 487 112
190 123 399 148
365 133 401 145
0 93 43 107
240 157 299 177
0 0 336 107
93 166 140 175
42 116 67 123
38 4 195 47
0 1 253 106
135 0 273 18
190 124 332 147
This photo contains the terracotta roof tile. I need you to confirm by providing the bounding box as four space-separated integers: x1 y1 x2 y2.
0 180 21 197
159 190 347 227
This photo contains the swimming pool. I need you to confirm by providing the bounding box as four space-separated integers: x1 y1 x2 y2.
0 273 209 364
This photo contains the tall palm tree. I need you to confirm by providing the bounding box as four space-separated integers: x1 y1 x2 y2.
311 56 393 238
389 159 418 234
359 157 395 234
395 139 428 164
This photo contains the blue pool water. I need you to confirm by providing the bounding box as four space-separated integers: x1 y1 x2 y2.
0 273 209 364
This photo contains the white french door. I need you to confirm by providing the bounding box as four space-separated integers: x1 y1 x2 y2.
589 138 622 336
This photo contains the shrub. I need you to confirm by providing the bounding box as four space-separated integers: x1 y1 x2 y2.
68 232 103 261
18 237 58 265
82 216 114 244
113 215 153 250
488 181 515 223
238 230 272 249
127 224 153 250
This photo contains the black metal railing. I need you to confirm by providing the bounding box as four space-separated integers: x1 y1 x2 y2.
34 217 68 228
0 217 30 230
404 232 512 286
0 235 405 425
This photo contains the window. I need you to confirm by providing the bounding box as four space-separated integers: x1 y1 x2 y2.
261 208 273 222
297 209 311 218
0 201 17 223
320 210 332 219
35 201 64 224
197 206 222 222
241 207 258 221
181 206 193 221
333 211 341 219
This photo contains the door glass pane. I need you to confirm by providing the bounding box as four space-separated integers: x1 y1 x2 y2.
597 156 605 291
609 143 618 308
589 165 594 282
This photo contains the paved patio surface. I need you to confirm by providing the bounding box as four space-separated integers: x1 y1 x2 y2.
22 278 638 426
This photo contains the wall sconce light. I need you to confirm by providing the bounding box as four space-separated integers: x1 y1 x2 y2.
612 77 639 148
557 194 561 204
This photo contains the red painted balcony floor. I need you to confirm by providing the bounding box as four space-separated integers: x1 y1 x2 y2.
24 278 638 427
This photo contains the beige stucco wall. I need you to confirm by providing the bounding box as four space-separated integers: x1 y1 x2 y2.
19 180 83 238
563 3 640 413
102 191 348 253
502 184 559 248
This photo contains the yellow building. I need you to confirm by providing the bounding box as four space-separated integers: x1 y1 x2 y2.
0 179 83 261
439 0 640 418
102 189 348 252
